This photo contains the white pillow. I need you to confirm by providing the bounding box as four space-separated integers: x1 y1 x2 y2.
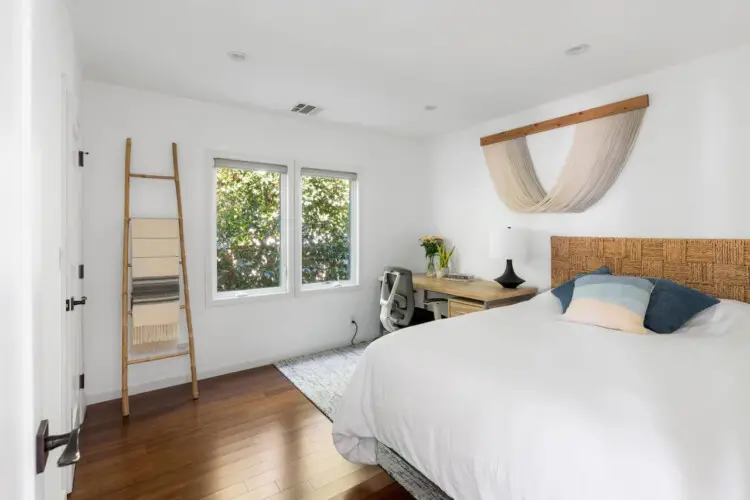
522 290 563 316
678 299 750 336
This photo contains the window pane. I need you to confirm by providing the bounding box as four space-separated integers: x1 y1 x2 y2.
301 176 351 284
216 167 281 292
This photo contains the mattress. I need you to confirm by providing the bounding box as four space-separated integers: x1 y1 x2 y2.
333 292 750 500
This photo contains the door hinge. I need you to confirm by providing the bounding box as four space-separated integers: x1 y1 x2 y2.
78 264 84 279
78 150 89 167
79 374 85 389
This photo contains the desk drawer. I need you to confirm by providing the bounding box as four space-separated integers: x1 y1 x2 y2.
448 299 484 317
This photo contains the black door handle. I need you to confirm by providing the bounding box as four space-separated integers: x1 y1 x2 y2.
66 296 87 312
36 419 81 473
46 428 81 467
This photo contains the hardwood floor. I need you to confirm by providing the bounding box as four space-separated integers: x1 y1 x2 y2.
71 366 413 500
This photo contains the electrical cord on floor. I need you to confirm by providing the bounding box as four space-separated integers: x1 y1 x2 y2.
350 320 359 346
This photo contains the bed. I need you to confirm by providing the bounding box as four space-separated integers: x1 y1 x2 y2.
332 237 750 500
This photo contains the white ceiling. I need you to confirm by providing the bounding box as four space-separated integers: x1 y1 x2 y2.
71 0 750 136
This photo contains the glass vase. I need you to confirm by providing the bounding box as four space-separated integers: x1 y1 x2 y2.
426 255 436 276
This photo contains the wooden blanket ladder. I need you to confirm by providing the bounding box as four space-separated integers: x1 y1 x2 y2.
121 138 199 417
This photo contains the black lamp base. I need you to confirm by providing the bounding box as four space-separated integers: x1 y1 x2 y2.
494 259 525 289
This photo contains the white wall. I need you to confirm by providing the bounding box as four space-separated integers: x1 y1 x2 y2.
0 0 79 498
82 81 430 402
429 44 750 290
1 0 32 497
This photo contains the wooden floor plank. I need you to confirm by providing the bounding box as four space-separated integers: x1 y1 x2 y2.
294 467 382 500
308 461 365 490
329 472 394 500
231 481 281 500
200 482 250 500
364 481 415 500
70 365 413 500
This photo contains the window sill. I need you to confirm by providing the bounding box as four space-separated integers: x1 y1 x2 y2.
297 282 361 296
208 289 291 308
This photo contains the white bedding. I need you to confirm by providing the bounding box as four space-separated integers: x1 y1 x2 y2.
333 292 750 500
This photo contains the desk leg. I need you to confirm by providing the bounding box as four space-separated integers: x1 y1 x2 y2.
414 288 425 308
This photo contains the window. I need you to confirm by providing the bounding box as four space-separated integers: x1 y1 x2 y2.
298 168 358 290
212 158 288 300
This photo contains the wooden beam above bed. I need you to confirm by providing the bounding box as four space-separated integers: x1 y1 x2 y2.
479 95 649 147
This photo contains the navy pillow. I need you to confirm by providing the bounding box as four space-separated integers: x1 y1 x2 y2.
551 266 612 313
643 278 719 333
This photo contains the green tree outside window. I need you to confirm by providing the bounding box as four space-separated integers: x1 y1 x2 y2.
301 176 351 284
216 168 353 292
216 167 281 292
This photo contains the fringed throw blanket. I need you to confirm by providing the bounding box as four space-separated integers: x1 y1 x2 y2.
131 219 181 345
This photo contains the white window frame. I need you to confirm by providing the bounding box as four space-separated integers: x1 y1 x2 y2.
295 165 360 294
208 152 293 306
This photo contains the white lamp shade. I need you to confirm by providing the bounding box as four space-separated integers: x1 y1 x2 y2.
489 226 528 261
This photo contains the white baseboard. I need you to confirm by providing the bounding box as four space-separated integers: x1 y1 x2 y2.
84 337 370 405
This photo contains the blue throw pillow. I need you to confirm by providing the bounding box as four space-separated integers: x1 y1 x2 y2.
552 266 612 313
643 278 719 333
563 275 655 334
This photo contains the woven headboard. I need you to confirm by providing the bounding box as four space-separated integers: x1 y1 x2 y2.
551 236 750 302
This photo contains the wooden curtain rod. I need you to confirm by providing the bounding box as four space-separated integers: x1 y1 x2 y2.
479 95 649 147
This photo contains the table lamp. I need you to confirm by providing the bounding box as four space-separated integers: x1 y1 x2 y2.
489 226 528 288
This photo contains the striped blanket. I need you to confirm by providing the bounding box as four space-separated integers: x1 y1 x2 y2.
131 219 181 345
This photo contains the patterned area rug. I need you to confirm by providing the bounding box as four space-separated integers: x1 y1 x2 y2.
275 342 451 500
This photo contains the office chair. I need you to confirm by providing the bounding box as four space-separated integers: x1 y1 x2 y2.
379 266 415 333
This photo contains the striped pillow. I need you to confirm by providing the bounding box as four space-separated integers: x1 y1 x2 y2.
563 275 655 334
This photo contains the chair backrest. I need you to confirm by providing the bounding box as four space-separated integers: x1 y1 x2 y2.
382 266 414 326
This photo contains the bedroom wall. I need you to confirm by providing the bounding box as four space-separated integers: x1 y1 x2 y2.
82 81 430 402
1 1 31 496
428 44 750 290
0 1 80 487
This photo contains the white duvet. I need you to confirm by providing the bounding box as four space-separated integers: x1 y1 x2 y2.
333 292 750 500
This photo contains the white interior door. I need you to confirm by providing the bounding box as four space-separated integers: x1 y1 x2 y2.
60 75 84 494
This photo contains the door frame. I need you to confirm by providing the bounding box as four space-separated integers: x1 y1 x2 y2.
60 71 80 494
38 70 72 500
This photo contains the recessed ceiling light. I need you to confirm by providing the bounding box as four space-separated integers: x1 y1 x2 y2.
565 44 590 56
227 51 248 62
424 105 438 111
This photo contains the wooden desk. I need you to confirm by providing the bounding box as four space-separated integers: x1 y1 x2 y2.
411 274 537 317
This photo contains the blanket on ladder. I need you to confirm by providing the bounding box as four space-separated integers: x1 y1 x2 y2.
131 218 181 345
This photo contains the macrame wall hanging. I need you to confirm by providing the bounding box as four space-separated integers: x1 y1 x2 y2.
480 95 649 213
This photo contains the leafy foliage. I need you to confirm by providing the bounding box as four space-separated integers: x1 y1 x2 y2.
438 243 455 268
301 176 351 284
216 168 281 291
215 168 352 292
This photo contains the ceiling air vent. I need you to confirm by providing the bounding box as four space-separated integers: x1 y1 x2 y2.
290 103 321 115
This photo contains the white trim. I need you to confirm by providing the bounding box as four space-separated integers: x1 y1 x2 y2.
210 288 290 307
296 282 362 296
206 150 293 307
207 149 294 168
300 167 358 181
295 163 360 295
214 157 288 174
